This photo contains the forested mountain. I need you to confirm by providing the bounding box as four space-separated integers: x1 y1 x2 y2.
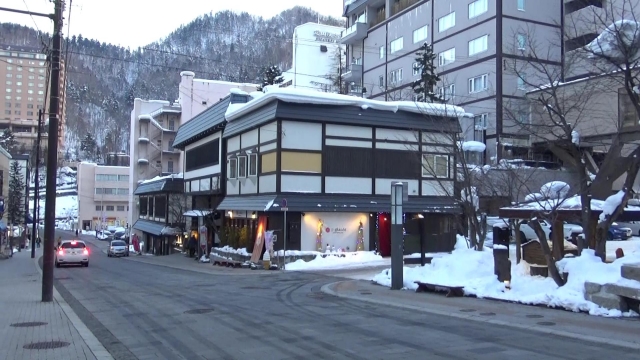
0 7 343 159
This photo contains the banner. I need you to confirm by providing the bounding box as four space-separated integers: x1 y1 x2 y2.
264 231 274 256
250 216 268 263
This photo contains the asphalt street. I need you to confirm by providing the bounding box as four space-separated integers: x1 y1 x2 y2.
49 232 640 360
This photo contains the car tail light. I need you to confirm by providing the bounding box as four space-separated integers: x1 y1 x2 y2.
58 249 64 255
83 249 89 255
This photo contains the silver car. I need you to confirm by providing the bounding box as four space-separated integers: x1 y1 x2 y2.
108 240 129 257
55 240 89 267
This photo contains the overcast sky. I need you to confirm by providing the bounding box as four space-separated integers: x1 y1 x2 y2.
5 0 344 48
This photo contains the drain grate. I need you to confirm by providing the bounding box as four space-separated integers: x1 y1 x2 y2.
479 312 496 316
359 292 372 295
184 308 215 315
23 341 70 350
55 276 71 280
526 314 544 318
11 322 48 327
459 309 477 313
537 321 556 326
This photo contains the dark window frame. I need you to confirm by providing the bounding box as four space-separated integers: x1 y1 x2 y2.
185 139 220 172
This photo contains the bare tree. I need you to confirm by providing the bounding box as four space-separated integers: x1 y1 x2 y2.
504 7 640 262
167 193 188 239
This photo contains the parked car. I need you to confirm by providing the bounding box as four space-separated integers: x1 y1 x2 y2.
609 223 629 240
108 240 129 257
615 221 639 237
55 240 89 267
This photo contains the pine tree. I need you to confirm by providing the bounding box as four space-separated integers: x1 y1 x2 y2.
8 160 25 227
411 43 441 103
0 129 18 155
80 132 97 161
257 65 284 91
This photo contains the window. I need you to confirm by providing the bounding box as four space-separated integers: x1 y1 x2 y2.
517 112 530 124
4 110 10 115
390 37 403 53
16 67 22 71
27 90 33 94
378 75 384 87
468 74 488 93
15 89 21 94
517 0 525 11
167 160 174 173
4 102 9 108
37 83 44 88
61 242 85 249
517 74 527 90
438 12 456 32
27 111 33 116
28 82 34 87
413 25 428 43
422 154 450 178
27 104 33 109
95 205 102 211
5 89 11 93
469 0 488 18
379 45 385 59
469 35 488 56
4 96 10 100
38 69 44 73
95 174 118 181
248 153 258 177
438 48 456 66
14 110 21 115
438 84 455 101
185 139 220 171
619 87 639 127
168 119 175 130
28 68 34 73
117 188 128 195
106 205 115 211
6 66 12 70
517 34 527 50
389 69 403 84
5 81 11 85
38 90 44 95
412 62 421 76
5 74 11 78
117 205 125 211
228 158 238 179
118 174 129 181
237 156 247 178
28 75 35 80
474 114 487 142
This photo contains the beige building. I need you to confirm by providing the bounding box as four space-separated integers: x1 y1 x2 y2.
77 162 130 231
0 44 66 152
0 145 11 203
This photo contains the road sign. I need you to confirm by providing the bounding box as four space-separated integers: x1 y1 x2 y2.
281 198 288 208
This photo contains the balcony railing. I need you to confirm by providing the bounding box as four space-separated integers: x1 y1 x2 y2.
370 11 385 28
391 0 419 16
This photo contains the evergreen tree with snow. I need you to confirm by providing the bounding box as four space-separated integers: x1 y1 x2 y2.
257 65 284 91
7 160 25 227
411 43 441 103
80 132 97 161
0 129 18 155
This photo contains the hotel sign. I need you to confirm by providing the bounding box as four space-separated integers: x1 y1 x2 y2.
313 30 340 43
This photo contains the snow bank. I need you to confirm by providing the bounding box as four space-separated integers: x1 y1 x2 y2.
540 181 570 199
214 246 251 256
285 251 386 271
599 190 625 222
372 247 640 317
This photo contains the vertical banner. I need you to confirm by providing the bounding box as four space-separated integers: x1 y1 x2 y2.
250 216 268 263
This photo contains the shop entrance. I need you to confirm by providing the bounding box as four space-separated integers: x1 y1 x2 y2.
377 213 391 257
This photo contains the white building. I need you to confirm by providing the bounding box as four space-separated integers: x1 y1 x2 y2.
282 23 344 92
127 72 258 231
77 162 130 231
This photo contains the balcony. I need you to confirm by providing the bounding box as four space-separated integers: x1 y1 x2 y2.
137 158 149 165
565 5 605 41
138 136 149 144
342 63 363 82
391 0 419 16
341 21 368 45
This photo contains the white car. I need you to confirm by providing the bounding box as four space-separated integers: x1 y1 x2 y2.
108 240 129 257
56 240 89 267
486 218 582 241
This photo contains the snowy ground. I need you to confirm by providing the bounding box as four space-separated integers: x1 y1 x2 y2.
372 236 640 317
285 252 389 271
29 195 78 220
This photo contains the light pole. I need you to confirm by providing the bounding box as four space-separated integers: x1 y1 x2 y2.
390 182 405 290
31 110 43 258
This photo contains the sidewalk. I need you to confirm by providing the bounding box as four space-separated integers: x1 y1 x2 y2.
0 250 112 360
322 279 640 350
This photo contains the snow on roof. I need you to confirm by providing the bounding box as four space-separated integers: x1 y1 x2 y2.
461 141 486 152
502 194 640 214
196 79 260 87
225 87 468 121
140 173 183 185
229 88 248 95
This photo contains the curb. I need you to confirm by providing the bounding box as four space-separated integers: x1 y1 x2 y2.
320 282 640 351
33 257 114 360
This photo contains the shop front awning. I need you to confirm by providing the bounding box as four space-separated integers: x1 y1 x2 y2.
132 219 179 236
217 194 461 214
183 210 213 217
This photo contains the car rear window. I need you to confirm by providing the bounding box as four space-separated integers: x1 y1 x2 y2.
112 241 126 247
61 242 86 249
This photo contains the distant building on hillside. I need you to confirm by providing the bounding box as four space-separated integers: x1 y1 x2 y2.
127 71 258 229
281 23 344 93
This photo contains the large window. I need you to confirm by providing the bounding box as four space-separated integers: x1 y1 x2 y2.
118 175 129 182
518 0 526 11
117 188 128 195
139 197 148 216
438 12 456 32
438 48 456 66
469 0 488 18
237 156 247 178
228 158 238 179
95 174 118 181
412 62 421 76
185 138 220 171
468 74 488 93
389 68 403 84
379 45 385 59
438 84 455 101
422 154 450 178
469 35 488 56
248 154 258 177
390 37 404 53
413 25 428 43
517 34 527 50
474 114 487 142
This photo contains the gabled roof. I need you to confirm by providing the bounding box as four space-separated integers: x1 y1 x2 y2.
134 177 184 195
173 93 251 149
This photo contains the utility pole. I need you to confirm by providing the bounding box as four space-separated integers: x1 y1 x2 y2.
42 0 64 303
31 110 43 258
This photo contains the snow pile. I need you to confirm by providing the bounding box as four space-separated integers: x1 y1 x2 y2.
372 247 640 316
540 181 570 199
586 20 640 63
285 251 386 271
599 190 626 222
524 193 544 202
225 87 467 120
214 245 251 256
461 141 486 152
199 255 210 263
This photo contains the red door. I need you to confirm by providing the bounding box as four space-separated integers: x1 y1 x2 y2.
378 213 391 257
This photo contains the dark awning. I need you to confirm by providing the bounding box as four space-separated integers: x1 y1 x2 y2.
218 194 460 214
132 219 166 236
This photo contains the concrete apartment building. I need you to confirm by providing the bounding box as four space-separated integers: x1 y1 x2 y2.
0 145 11 202
127 71 257 228
77 162 130 231
0 44 66 152
341 0 563 163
